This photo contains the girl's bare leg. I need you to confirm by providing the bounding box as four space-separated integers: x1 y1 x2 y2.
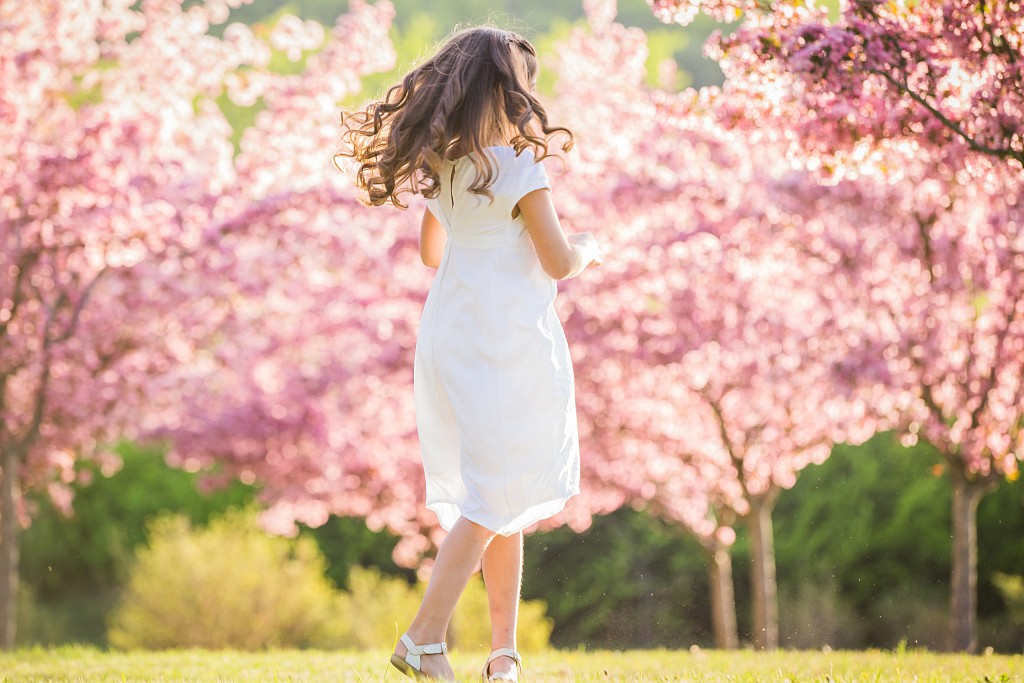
481 531 523 678
394 517 496 679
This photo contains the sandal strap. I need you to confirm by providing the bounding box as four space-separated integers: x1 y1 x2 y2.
401 633 448 656
399 633 448 670
485 648 522 681
487 648 522 668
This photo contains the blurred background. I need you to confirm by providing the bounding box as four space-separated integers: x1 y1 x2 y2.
6 0 1024 657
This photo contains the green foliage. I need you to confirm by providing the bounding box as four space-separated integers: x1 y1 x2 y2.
228 0 586 32
217 91 263 153
528 18 578 96
645 28 691 89
300 516 415 589
772 431 1024 650
108 508 344 650
978 470 1024 614
520 431 1023 651
22 431 1024 652
18 442 411 649
16 585 113 648
992 573 1024 628
21 441 255 598
89 494 553 652
329 566 423 650
524 508 710 648
773 433 952 614
18 442 254 646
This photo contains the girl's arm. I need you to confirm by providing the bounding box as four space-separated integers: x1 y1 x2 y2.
420 207 447 268
517 189 601 280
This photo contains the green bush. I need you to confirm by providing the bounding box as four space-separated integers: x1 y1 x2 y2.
22 442 255 600
109 509 555 653
108 508 343 650
19 441 256 647
331 566 424 650
301 516 414 590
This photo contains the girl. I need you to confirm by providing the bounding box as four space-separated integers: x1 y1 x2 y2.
338 25 602 681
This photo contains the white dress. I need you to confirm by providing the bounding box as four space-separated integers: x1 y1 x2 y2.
415 146 580 536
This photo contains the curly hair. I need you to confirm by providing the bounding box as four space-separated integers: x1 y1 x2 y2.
336 26 573 208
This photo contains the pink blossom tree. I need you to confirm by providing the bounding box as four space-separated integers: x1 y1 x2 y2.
648 0 1024 651
140 1 462 567
546 3 880 648
0 0 396 647
773 149 1024 652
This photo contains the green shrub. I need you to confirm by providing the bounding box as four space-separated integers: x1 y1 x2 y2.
108 508 343 650
106 501 555 652
301 516 414 591
23 441 255 600
331 566 424 649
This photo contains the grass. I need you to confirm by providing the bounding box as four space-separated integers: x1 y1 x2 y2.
1 646 1022 682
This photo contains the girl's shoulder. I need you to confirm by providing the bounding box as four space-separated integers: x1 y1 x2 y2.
487 147 550 204
484 146 548 187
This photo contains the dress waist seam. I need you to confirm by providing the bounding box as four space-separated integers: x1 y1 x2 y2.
448 231 531 250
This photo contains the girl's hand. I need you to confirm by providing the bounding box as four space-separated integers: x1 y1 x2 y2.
569 233 603 269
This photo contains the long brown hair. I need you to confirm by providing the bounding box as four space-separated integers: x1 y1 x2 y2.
336 26 573 208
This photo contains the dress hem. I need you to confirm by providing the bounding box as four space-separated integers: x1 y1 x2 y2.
427 490 579 537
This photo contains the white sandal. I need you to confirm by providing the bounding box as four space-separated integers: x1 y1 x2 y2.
481 648 522 682
390 633 449 679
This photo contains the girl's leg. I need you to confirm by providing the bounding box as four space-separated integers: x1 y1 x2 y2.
480 531 523 678
395 516 496 679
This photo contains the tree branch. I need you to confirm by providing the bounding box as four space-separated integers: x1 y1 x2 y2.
915 214 937 283
0 249 40 342
969 285 1022 431
867 67 1024 165
48 269 107 345
704 389 749 496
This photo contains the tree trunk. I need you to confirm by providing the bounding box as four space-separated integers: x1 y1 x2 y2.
0 445 20 649
746 492 779 650
705 542 739 649
948 460 990 653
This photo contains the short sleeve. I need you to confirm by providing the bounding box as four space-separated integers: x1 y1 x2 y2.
506 149 551 207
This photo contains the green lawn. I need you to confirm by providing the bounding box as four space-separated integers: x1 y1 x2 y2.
1 646 1022 682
